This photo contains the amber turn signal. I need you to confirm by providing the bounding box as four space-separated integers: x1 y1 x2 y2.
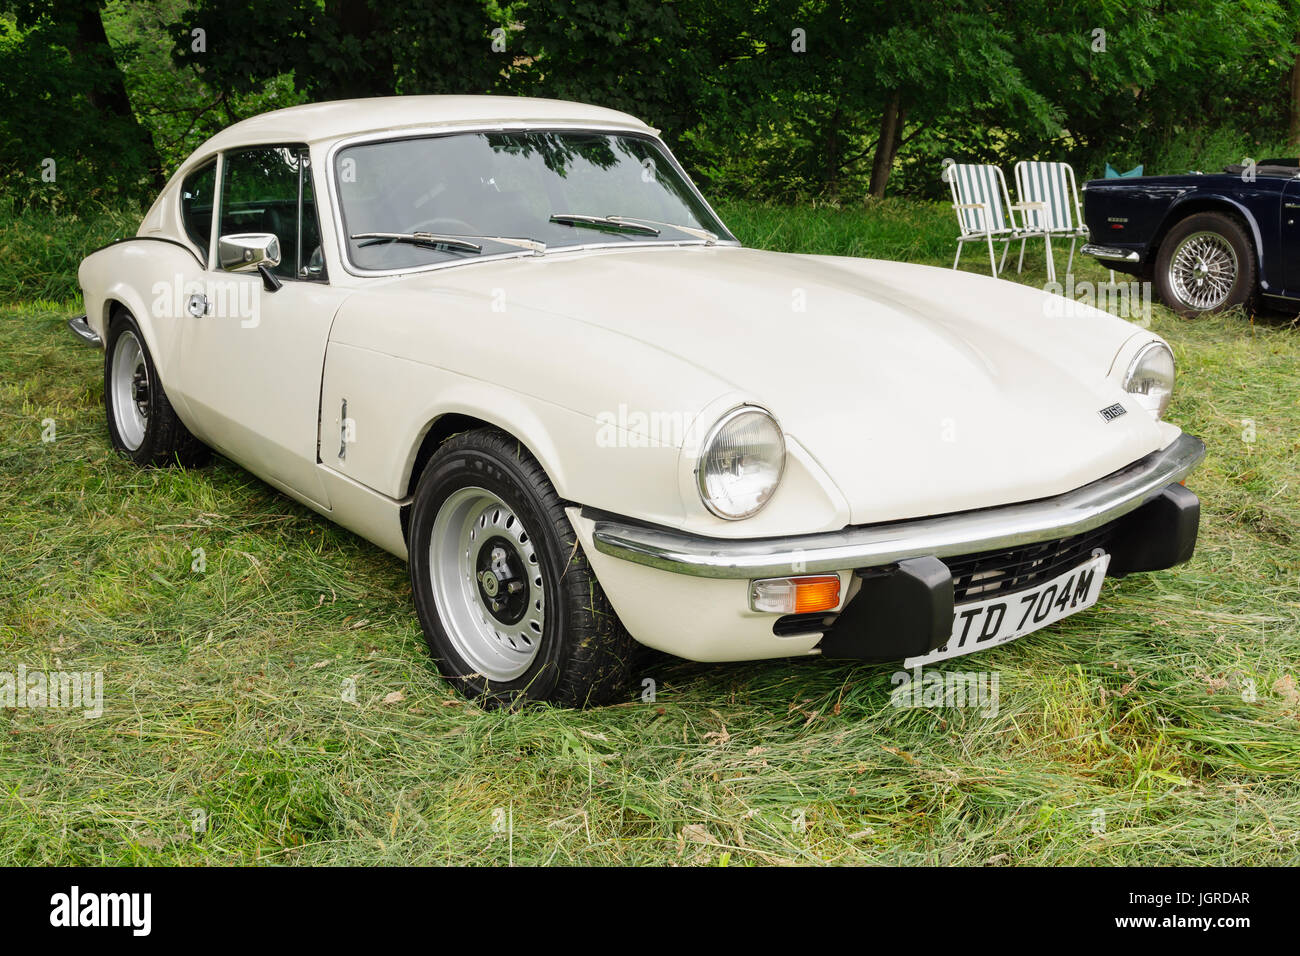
749 574 841 614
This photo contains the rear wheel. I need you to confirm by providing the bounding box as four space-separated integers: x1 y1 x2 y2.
408 428 636 707
1154 212 1255 317
103 310 209 466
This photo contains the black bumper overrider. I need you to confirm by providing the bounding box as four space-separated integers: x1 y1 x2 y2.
817 481 1200 661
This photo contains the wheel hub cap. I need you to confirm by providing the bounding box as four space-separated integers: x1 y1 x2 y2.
1169 232 1237 311
428 487 545 682
110 330 150 451
475 536 527 624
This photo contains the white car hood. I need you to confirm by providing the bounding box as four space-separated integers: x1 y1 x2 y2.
378 245 1167 524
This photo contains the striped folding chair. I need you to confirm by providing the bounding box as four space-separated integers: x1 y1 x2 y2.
947 163 1052 279
1014 161 1087 278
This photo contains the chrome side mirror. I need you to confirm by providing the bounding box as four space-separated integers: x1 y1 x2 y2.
219 233 281 272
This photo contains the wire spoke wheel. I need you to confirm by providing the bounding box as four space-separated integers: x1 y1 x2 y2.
110 330 150 451
428 486 545 682
1168 231 1238 312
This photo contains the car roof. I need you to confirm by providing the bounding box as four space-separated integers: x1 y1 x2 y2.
196 95 657 153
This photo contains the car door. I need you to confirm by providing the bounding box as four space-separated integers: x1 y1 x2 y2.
1281 178 1300 295
171 144 349 507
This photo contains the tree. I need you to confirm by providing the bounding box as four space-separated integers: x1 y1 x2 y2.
0 0 164 208
507 0 716 147
684 0 1056 199
173 0 508 103
1289 32 1300 148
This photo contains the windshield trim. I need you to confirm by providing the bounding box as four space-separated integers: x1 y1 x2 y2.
325 123 739 279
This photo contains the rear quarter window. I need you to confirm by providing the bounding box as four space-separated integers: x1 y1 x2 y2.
180 161 217 259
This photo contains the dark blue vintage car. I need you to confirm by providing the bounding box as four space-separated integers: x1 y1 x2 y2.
1081 158 1300 316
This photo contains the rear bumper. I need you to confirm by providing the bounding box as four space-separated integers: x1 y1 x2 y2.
1081 243 1142 263
68 314 102 347
591 433 1205 579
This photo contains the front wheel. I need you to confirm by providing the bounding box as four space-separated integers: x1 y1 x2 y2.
408 428 636 707
1154 211 1255 317
103 310 210 466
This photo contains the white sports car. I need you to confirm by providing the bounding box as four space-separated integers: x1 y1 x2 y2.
73 96 1205 706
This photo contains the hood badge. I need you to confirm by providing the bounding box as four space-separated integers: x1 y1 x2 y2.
1098 403 1128 423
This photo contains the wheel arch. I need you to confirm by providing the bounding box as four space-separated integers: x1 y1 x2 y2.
99 286 169 371
89 277 172 374
1150 196 1261 277
397 406 569 546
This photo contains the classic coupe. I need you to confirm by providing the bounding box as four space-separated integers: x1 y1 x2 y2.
73 96 1205 706
1082 157 1300 316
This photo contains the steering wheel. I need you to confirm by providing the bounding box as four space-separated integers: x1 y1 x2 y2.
403 217 479 236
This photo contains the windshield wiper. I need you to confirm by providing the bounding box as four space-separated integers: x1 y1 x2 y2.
549 214 661 236
548 214 717 243
605 216 718 243
352 232 483 253
351 233 547 255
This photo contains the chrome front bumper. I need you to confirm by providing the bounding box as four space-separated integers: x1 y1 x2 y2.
591 433 1206 579
68 314 102 347
1081 243 1141 263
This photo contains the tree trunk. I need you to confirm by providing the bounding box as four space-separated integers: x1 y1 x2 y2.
1290 35 1300 149
869 91 903 199
71 1 164 189
823 107 843 196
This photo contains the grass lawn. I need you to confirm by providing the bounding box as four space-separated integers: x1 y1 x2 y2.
1 199 1298 865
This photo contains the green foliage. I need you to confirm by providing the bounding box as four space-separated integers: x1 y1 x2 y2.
997 0 1300 180
104 0 305 174
0 198 137 301
3 1 1300 206
508 0 715 143
0 2 161 211
174 0 508 100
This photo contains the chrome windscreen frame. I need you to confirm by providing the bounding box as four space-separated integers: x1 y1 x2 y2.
322 122 741 280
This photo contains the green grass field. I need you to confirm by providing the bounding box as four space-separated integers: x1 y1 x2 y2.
1 200 1298 865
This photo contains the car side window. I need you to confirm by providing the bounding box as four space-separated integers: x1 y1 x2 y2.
219 145 327 281
180 160 216 259
300 154 326 280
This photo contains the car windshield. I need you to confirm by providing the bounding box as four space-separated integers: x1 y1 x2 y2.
334 130 733 270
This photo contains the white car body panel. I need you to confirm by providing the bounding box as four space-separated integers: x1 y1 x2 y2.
75 95 1195 663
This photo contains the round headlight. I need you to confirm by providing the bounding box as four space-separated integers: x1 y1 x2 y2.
1123 342 1175 420
696 406 786 519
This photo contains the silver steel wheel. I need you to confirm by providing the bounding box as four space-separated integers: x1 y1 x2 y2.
110 330 150 451
1168 231 1237 312
428 486 545 682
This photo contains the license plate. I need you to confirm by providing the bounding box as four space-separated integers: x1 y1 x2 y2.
903 552 1110 668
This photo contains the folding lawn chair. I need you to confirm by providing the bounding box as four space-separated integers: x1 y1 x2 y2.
947 163 1053 280
1014 161 1088 278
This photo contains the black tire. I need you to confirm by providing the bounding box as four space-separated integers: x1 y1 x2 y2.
408 428 636 707
103 309 210 467
1153 211 1255 318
